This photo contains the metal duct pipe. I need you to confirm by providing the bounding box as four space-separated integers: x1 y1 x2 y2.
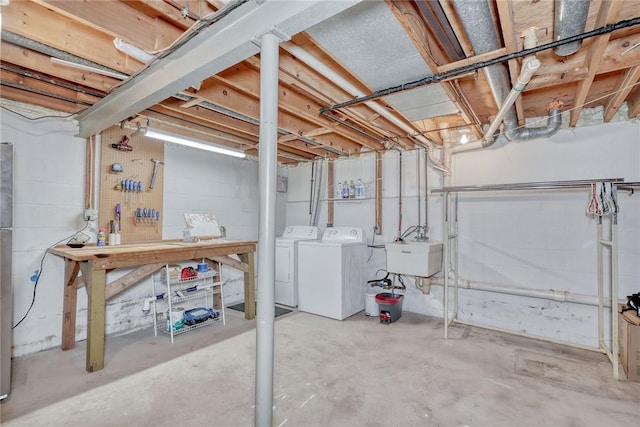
554 0 590 56
451 0 562 150
505 107 562 141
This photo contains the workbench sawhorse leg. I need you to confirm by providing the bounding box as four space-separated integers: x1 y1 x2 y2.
240 252 255 320
62 259 80 350
80 261 106 372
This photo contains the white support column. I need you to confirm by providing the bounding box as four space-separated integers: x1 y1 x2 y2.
255 31 280 427
443 192 449 339
612 214 619 380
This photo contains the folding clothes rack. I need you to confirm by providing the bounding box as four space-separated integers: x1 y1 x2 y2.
432 179 640 379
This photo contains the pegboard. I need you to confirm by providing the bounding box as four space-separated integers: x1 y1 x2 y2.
99 126 164 243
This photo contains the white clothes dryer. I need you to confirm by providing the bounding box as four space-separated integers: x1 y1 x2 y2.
275 225 320 307
297 227 367 320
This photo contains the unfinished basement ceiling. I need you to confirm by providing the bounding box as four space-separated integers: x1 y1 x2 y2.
306 1 458 122
1 0 639 163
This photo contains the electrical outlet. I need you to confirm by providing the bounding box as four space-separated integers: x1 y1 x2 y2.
83 208 98 221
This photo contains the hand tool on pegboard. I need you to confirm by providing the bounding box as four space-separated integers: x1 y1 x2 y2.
112 135 133 151
149 158 165 189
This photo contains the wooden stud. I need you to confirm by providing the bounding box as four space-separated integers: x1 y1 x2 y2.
375 151 383 235
627 86 640 118
328 160 334 227
570 0 623 126
496 0 525 126
603 65 640 122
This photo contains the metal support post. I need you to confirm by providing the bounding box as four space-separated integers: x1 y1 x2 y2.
597 217 604 350
255 31 279 427
611 213 619 380
453 194 459 321
443 192 449 339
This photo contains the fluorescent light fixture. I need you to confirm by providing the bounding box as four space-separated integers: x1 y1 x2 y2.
50 57 128 80
144 127 246 158
113 38 154 63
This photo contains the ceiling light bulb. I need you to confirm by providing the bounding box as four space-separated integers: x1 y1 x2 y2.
144 127 246 158
460 134 469 145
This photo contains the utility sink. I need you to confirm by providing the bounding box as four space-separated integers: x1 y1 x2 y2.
385 241 443 277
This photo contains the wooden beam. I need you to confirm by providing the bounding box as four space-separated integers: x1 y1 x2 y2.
0 42 119 93
104 263 165 300
570 0 623 126
216 62 386 151
2 2 141 74
436 48 508 74
386 0 483 137
32 0 183 51
273 56 395 143
603 65 640 122
628 86 640 118
0 86 85 113
194 79 364 154
209 255 249 273
156 99 259 140
496 0 525 126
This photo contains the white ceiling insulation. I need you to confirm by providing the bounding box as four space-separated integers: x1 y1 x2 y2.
306 1 459 121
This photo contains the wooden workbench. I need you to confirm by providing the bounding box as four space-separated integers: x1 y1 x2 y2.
49 239 257 372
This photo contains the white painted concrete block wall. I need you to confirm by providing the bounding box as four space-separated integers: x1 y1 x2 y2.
284 120 640 347
2 110 260 356
452 121 640 346
2 111 87 356
161 144 259 305
283 149 446 316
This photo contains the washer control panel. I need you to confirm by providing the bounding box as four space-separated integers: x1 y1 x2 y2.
280 225 320 240
322 227 365 242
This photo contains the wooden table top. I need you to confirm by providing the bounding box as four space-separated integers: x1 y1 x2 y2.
49 239 257 269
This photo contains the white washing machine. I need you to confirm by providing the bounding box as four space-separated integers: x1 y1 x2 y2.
297 227 367 320
275 225 320 307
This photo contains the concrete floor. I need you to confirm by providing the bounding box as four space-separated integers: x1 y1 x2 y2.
1 309 639 426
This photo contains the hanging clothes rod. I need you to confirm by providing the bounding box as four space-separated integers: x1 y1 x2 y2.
432 178 625 194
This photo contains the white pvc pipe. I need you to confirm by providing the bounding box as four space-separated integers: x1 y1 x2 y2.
452 29 540 155
255 32 279 427
280 42 448 172
426 275 626 308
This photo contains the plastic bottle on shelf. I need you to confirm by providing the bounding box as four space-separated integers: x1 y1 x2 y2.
349 180 355 199
342 181 349 199
356 179 365 199
336 181 343 200
97 229 106 246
